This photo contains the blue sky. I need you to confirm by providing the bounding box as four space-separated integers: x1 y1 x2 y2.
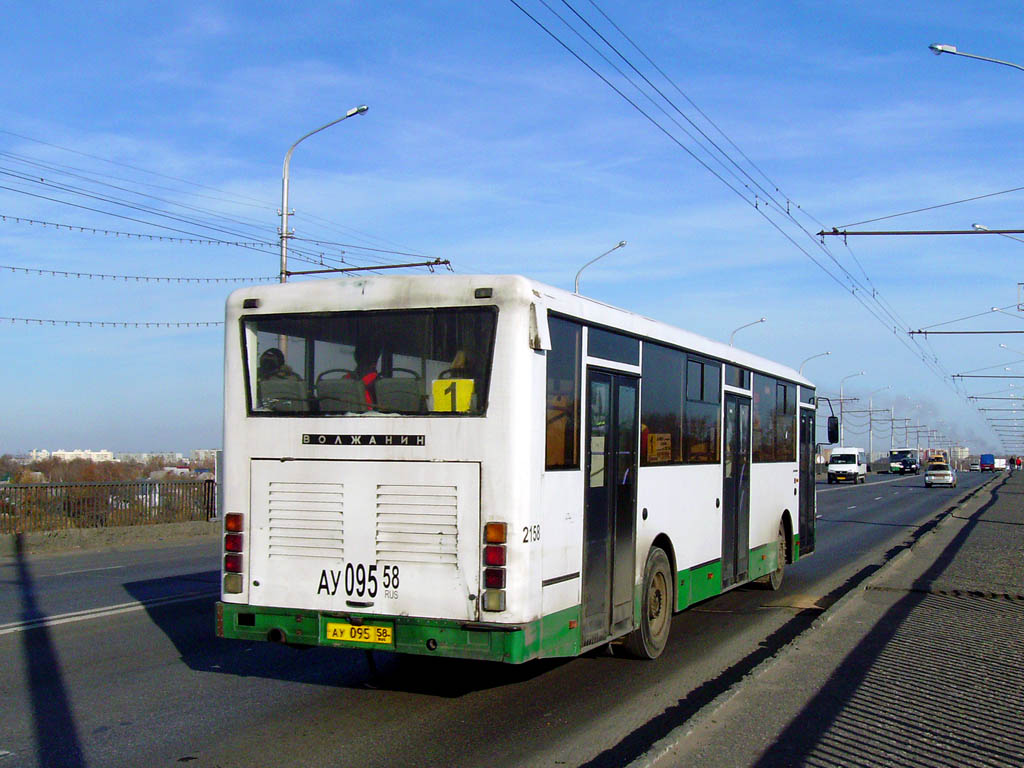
2 1 1023 455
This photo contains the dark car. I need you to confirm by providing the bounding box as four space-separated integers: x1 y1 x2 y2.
900 458 915 474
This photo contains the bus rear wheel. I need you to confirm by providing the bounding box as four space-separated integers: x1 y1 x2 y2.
624 547 673 659
762 522 786 591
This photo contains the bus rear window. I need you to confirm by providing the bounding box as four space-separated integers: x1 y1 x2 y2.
243 307 496 416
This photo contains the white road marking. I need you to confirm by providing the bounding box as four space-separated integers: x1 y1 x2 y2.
0 590 218 636
817 474 909 493
55 565 126 577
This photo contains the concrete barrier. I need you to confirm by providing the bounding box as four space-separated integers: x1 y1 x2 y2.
0 519 220 556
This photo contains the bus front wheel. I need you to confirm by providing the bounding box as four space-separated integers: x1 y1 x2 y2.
624 547 673 660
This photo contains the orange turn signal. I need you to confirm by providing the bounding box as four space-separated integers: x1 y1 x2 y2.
484 522 507 544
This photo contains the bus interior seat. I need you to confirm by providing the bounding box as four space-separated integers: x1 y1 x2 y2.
257 378 309 412
375 377 424 412
316 377 368 413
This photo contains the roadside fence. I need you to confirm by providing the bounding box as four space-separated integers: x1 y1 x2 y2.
0 479 216 534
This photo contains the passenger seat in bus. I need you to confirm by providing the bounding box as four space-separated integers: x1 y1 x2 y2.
316 374 368 413
257 378 309 412
375 375 423 413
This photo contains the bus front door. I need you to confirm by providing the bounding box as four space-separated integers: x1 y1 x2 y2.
799 407 816 554
582 370 639 648
722 393 751 588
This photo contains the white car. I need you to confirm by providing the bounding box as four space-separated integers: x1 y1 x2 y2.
925 463 957 488
970 461 980 472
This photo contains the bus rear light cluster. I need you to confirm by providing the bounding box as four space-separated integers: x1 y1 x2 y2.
482 522 507 612
223 513 245 594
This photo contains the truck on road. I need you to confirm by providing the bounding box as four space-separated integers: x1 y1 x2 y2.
980 453 995 472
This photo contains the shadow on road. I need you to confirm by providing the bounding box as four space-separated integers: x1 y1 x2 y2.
123 575 561 697
13 533 87 767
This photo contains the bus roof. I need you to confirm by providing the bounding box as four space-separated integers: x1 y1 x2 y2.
228 274 813 388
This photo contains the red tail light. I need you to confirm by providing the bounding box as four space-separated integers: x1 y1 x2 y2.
224 554 243 573
484 568 506 589
224 533 243 553
225 513 244 532
484 545 506 566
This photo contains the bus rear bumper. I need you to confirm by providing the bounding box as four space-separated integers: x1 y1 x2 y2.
216 602 581 664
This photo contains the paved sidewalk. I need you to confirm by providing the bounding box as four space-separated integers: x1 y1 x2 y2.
644 471 1024 768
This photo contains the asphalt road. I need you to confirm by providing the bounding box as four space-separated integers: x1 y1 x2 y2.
0 470 992 768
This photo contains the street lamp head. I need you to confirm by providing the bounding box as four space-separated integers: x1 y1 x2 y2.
973 223 989 232
728 316 766 346
348 105 369 117
930 43 958 55
573 240 628 294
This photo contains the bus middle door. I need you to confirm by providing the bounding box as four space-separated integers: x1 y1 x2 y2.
722 392 751 588
582 369 638 648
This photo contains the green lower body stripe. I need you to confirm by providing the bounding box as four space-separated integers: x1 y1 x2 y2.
216 602 581 664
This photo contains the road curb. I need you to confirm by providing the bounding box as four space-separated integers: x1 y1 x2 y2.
627 474 1001 768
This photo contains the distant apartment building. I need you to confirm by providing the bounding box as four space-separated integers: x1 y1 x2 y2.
31 449 117 462
115 452 186 464
190 449 218 464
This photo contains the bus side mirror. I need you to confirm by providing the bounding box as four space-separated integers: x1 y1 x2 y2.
827 416 839 444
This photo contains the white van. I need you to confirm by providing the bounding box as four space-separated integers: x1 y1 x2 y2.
827 447 867 484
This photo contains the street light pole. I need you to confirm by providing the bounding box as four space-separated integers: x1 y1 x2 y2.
574 241 627 294
280 105 369 283
729 317 766 346
799 350 830 375
839 371 865 445
929 43 1024 72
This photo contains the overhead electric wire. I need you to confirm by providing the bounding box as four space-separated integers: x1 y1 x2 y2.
0 154 277 234
561 0 795 221
1 315 222 328
0 170 349 268
0 128 270 209
2 263 274 283
0 128 436 275
0 167 279 246
291 238 435 261
918 303 1020 331
510 3 907 310
0 213 266 246
507 0 756 208
0 181 276 250
838 185 1024 229
0 149 275 215
508 0 981 415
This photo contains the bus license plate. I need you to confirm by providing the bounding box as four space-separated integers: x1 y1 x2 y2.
325 622 393 645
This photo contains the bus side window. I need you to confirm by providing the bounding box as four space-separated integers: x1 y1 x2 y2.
546 318 582 469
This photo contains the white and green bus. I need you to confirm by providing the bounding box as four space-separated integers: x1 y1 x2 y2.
216 274 817 662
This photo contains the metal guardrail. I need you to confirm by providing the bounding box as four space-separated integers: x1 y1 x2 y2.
0 479 216 534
